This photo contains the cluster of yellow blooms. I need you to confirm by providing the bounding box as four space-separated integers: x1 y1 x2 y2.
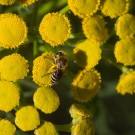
0 0 135 134
0 0 38 6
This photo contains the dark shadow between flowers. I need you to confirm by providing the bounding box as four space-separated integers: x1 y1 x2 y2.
74 50 87 68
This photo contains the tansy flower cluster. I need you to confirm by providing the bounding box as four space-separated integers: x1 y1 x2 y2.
0 0 135 135
0 0 38 6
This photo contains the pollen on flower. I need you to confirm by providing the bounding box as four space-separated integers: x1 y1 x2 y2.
0 53 29 82
18 0 38 6
116 70 135 95
0 13 27 49
68 0 100 18
0 81 20 112
71 118 95 135
114 37 135 66
82 15 109 44
0 119 16 135
0 0 16 5
34 121 59 135
33 52 56 87
15 106 40 131
33 87 60 114
73 39 102 69
115 14 135 39
39 12 71 46
69 104 93 120
101 0 129 18
71 69 101 102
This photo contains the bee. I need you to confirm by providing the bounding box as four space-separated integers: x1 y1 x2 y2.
51 51 68 84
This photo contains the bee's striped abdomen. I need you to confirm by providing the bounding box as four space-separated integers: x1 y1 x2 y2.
51 69 63 84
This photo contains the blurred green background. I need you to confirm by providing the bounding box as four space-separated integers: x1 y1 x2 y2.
0 0 135 135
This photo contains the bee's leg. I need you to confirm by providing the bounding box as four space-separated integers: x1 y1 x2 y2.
42 64 57 77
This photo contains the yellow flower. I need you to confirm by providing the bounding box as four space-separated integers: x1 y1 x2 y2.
0 53 29 82
33 87 60 114
0 13 27 49
115 14 135 39
116 70 135 95
82 15 109 44
101 0 129 18
0 119 16 135
15 106 40 131
0 0 16 5
34 121 59 135
32 52 56 87
69 104 93 120
114 37 135 66
68 0 100 18
0 81 20 112
71 69 101 102
18 0 38 6
39 12 71 46
71 118 95 135
73 39 101 69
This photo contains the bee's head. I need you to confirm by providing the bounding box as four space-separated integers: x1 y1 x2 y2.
56 51 65 56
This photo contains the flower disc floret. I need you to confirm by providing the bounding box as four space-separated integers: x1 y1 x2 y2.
71 118 95 135
39 12 71 46
82 15 109 44
0 81 20 112
0 53 29 82
115 14 135 39
33 87 60 114
0 13 27 49
0 0 16 5
116 71 135 95
32 52 56 87
73 39 101 69
71 69 101 102
114 37 135 66
34 121 59 135
0 119 16 135
68 0 100 18
18 0 37 6
15 106 40 131
101 0 129 18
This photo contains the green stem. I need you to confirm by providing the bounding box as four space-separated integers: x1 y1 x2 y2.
33 40 38 57
102 57 129 73
55 122 72 132
59 5 69 14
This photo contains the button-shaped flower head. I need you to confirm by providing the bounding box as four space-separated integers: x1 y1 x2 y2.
34 121 59 135
69 104 93 120
39 12 71 46
32 52 56 87
0 13 27 49
116 70 135 95
18 0 38 6
0 119 16 135
33 87 60 114
101 0 129 18
82 15 109 44
0 53 29 82
73 39 101 69
71 118 95 135
114 37 135 66
15 106 40 131
68 0 100 18
0 81 20 112
71 69 101 102
0 0 16 5
115 14 135 39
